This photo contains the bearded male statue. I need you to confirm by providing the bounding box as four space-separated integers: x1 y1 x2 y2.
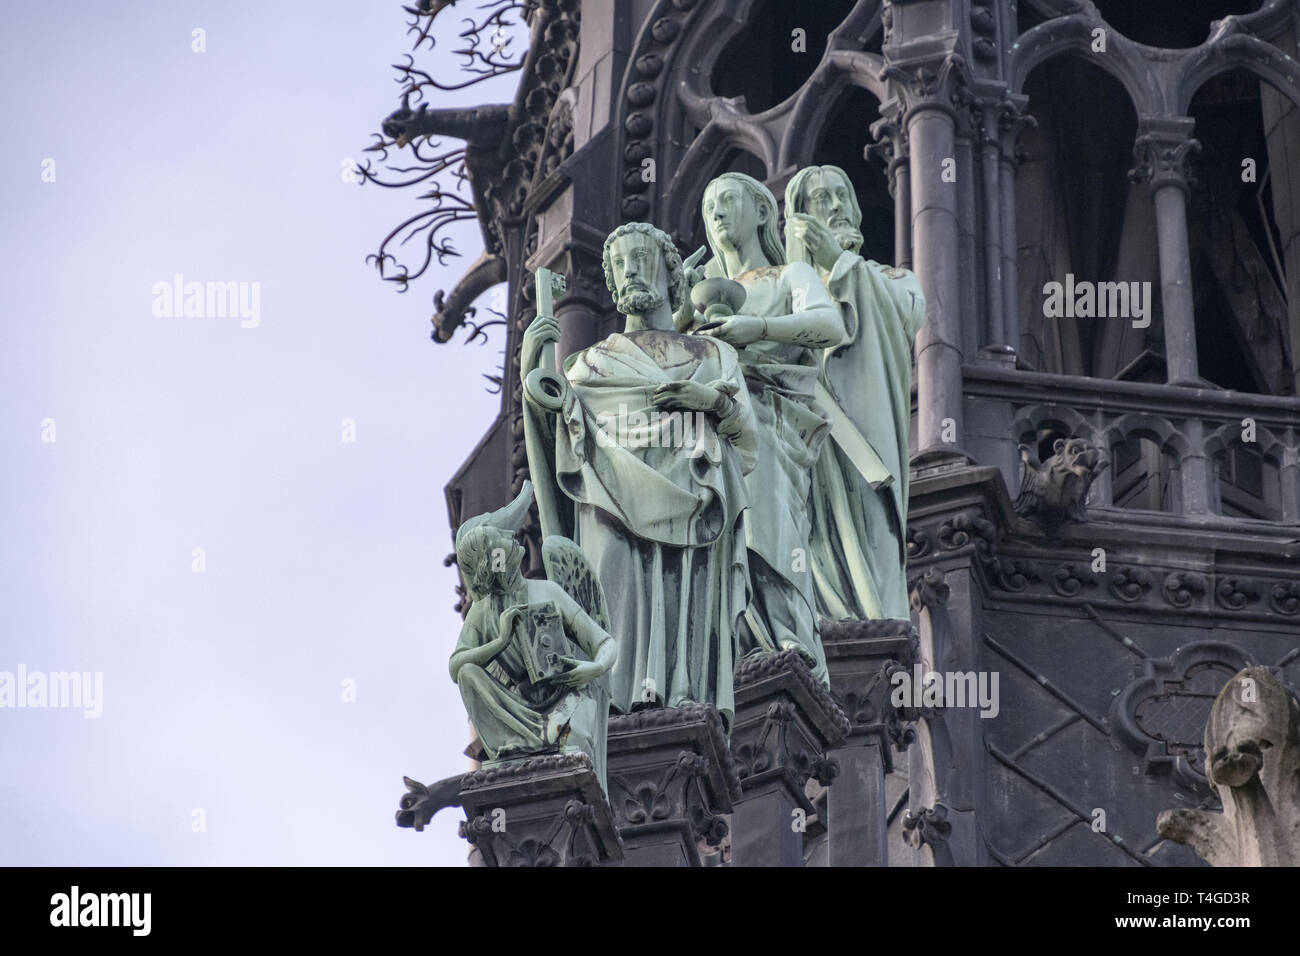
520 222 756 731
785 164 925 622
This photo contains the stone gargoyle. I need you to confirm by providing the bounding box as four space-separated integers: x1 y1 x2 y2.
1157 666 1300 866
1013 436 1107 531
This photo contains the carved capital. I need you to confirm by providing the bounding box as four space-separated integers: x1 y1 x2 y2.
867 108 911 195
1129 118 1201 195
822 618 919 761
881 52 972 124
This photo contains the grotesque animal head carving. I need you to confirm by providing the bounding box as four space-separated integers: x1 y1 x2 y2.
1014 437 1108 531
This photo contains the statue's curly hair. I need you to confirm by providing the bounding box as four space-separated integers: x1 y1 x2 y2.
456 524 522 600
601 222 687 313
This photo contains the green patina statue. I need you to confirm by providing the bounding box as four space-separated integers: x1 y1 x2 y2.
785 164 925 622
679 171 848 686
520 224 756 731
449 481 617 786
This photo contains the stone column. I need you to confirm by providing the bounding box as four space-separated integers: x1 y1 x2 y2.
1281 430 1300 524
869 108 912 271
820 619 918 867
1180 417 1212 516
729 651 850 867
1130 117 1202 386
997 94 1033 358
962 82 1006 352
954 109 982 361
604 704 740 867
897 56 969 451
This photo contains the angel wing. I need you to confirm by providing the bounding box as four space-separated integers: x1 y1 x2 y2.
541 536 610 633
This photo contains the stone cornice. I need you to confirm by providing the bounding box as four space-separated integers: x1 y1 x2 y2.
906 464 1300 625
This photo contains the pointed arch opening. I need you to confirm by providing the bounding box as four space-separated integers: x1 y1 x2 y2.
1015 54 1150 379
1186 67 1296 395
711 0 857 114
1087 0 1261 49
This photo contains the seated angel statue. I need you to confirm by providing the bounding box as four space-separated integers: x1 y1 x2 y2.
449 481 617 786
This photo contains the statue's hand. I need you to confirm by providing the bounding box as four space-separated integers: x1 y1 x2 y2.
681 245 708 289
520 314 559 377
786 213 841 272
650 380 718 413
674 246 709 332
553 657 603 688
698 313 764 347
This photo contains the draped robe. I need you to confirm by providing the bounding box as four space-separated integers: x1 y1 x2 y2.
524 328 755 729
451 579 612 784
698 259 841 684
808 253 925 621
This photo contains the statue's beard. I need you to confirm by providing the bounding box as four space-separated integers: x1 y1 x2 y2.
617 285 665 315
831 222 864 253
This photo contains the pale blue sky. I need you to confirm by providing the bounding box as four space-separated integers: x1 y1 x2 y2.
0 2 510 865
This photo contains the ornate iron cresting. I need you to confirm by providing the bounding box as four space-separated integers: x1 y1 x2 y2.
359 1 541 354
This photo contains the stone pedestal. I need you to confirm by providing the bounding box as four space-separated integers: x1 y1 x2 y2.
821 618 918 867
605 704 741 867
457 753 623 866
729 650 851 867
